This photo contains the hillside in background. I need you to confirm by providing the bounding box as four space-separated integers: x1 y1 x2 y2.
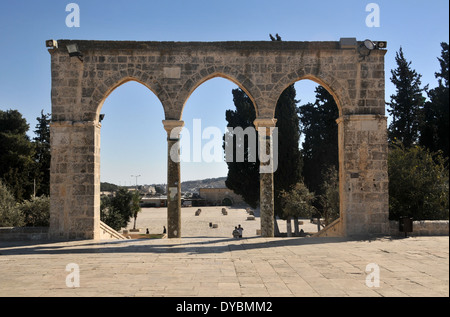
102 177 227 194
180 177 227 193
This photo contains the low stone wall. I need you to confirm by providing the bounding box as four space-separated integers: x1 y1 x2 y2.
100 221 126 240
0 222 125 241
313 219 449 238
0 227 49 241
312 218 344 237
389 220 449 236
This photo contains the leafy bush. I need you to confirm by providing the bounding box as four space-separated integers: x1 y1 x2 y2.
279 182 316 220
319 166 340 226
388 141 449 220
0 180 25 227
100 188 134 231
18 195 50 227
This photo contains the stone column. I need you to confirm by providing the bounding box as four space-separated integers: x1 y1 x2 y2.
163 120 185 238
254 118 277 237
336 115 389 237
49 120 100 240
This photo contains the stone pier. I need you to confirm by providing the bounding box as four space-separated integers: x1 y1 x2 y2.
163 120 184 238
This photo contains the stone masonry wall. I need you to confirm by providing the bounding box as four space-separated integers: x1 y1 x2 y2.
48 40 388 239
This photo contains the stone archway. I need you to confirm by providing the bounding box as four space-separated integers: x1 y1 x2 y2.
222 197 233 206
47 39 389 239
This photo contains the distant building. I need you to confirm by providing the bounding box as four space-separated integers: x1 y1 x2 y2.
142 185 156 195
136 188 245 207
198 188 244 206
100 191 114 198
140 195 167 207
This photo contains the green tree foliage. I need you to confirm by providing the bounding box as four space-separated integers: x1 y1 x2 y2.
273 82 303 220
18 195 50 227
387 47 428 147
100 188 134 231
318 166 340 226
100 196 124 231
299 86 339 194
33 110 51 196
131 190 142 230
420 42 449 158
388 141 449 220
0 180 25 227
100 182 119 192
279 182 316 219
0 109 36 201
224 34 303 216
271 34 303 219
279 182 316 236
224 88 260 208
224 85 303 213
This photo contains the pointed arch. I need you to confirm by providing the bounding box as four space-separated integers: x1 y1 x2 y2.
176 65 262 119
270 72 351 117
86 67 170 123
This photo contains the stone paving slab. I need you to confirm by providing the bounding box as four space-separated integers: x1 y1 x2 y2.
0 235 448 297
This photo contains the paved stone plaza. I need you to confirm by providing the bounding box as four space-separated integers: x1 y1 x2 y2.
0 207 448 297
124 207 319 238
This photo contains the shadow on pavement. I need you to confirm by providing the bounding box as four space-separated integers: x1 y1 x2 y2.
0 235 395 256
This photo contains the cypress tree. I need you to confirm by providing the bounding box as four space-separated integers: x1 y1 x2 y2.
273 82 303 219
387 47 427 147
223 34 303 219
299 86 339 195
33 110 51 196
223 88 260 208
420 42 449 157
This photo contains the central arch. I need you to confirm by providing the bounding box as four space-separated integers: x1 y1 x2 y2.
176 76 257 237
177 65 262 120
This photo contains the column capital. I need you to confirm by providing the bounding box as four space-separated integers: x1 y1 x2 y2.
254 118 277 137
162 119 184 131
253 117 277 128
162 120 184 139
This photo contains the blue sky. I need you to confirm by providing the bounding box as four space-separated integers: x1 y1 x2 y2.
0 0 448 185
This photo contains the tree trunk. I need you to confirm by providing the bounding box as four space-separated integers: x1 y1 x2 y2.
286 217 292 237
294 218 299 236
274 215 281 236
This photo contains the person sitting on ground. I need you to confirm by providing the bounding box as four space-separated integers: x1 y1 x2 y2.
232 227 240 239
